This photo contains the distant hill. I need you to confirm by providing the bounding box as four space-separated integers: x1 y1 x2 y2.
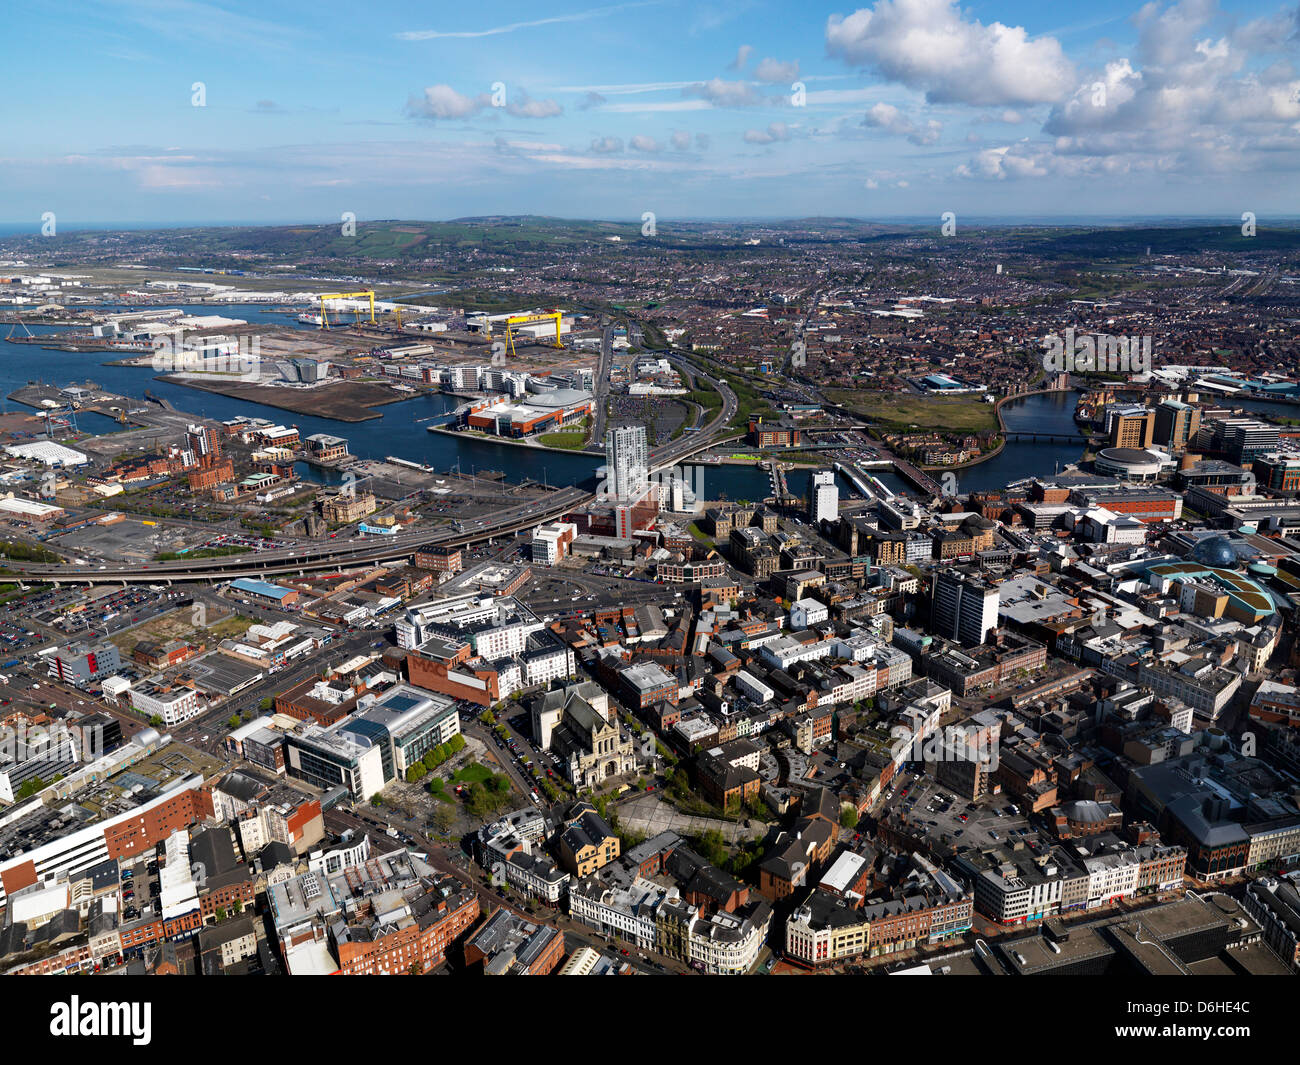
1030 225 1300 259
5 216 1298 269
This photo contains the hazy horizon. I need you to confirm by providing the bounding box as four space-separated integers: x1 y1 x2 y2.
6 0 1300 223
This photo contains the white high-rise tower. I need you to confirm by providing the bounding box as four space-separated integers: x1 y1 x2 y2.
605 425 648 503
811 469 838 525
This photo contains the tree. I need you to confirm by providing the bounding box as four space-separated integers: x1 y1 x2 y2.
149 715 164 728
668 768 691 798
430 803 457 836
465 782 492 820
227 715 240 730
693 829 728 868
840 807 859 829
15 776 45 800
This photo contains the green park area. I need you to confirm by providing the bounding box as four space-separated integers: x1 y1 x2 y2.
824 389 998 434
538 414 591 450
538 430 588 450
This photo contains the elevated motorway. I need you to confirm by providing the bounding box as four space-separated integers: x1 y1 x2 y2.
10 396 738 585
650 352 739 470
7 486 591 584
10 344 741 586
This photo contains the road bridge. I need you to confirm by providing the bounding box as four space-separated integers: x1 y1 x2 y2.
6 486 591 584
7 345 746 585
1001 431 1088 444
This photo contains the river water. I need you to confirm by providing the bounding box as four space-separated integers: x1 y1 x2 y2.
0 304 1116 502
955 390 1089 494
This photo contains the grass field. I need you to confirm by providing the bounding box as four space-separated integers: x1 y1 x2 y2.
825 389 998 434
687 522 714 545
452 763 494 785
538 431 588 450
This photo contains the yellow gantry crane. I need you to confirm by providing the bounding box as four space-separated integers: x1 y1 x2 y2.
500 311 565 358
317 290 376 329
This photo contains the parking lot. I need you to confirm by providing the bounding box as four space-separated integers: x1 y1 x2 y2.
117 853 163 925
37 586 182 637
495 710 561 806
48 514 202 562
0 615 40 654
181 531 283 554
883 771 1034 851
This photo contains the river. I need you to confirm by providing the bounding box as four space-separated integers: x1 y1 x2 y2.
0 308 1131 504
953 390 1090 493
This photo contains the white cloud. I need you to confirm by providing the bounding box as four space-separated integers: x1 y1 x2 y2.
406 84 561 121
629 134 661 152
1041 1 1300 171
397 2 665 40
743 122 793 144
550 81 698 95
505 91 563 119
406 84 489 120
954 143 1070 180
683 77 764 107
728 44 754 70
825 0 1076 105
670 130 692 150
754 57 800 84
601 100 713 113
590 136 625 153
861 102 942 145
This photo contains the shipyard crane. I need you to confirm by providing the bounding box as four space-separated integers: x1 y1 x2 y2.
317 291 376 329
500 310 565 358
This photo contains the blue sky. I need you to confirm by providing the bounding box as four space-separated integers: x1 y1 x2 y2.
4 0 1300 224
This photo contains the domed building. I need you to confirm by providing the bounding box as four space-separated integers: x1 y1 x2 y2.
1190 534 1238 568
959 513 996 552
1094 446 1174 482
1188 533 1260 569
1050 799 1123 839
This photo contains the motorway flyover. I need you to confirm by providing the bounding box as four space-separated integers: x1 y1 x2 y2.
4 486 592 585
6 365 740 585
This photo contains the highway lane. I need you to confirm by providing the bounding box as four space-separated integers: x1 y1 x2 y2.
4 486 592 582
4 353 742 583
653 352 739 469
590 321 615 445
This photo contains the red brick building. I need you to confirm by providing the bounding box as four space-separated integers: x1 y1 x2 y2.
414 546 462 574
334 890 480 975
